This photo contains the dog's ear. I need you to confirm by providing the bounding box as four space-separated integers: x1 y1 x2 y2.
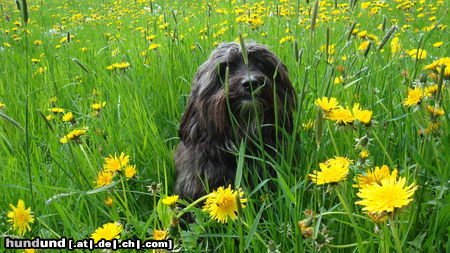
179 93 199 144
273 61 296 133
179 58 224 145
180 45 235 145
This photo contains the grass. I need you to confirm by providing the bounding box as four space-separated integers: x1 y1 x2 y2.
0 0 449 252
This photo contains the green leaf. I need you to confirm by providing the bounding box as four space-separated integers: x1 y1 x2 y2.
234 141 246 188
245 202 265 250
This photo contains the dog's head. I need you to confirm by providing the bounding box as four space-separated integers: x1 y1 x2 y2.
180 42 296 145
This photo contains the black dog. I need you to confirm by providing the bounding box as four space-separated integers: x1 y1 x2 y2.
174 42 296 201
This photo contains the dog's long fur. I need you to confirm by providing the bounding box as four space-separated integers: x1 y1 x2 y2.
174 42 296 200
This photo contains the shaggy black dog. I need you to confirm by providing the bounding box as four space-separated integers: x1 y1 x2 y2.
174 42 296 201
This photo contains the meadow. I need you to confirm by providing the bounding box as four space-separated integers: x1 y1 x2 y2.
0 0 449 252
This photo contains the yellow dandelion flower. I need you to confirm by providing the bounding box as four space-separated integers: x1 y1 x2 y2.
59 129 87 144
359 150 370 159
309 157 352 185
356 177 417 213
93 171 114 188
279 35 294 44
148 43 161 50
62 112 74 122
33 40 42 45
146 35 156 41
105 197 114 206
357 30 368 38
433 41 443 48
325 107 354 125
326 156 353 168
48 107 65 114
359 40 370 51
162 195 179 207
159 23 169 29
118 62 130 68
106 62 130 70
153 229 168 240
319 43 336 55
334 76 344 84
37 66 47 73
59 135 71 144
406 49 427 60
427 121 440 133
103 152 129 172
403 87 423 106
298 221 314 238
314 97 340 112
7 200 34 236
124 165 137 178
426 105 445 117
424 85 439 96
0 102 6 108
91 102 106 111
352 103 373 125
361 2 371 9
91 222 123 243
424 58 450 73
92 89 102 96
202 185 247 223
354 165 398 188
302 120 314 129
3 42 11 47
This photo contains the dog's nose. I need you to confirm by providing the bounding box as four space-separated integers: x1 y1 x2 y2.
241 76 261 91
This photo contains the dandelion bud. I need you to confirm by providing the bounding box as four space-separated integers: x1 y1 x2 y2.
147 182 162 195
171 216 180 227
354 135 372 149
267 240 279 252
315 232 326 244
419 73 428 83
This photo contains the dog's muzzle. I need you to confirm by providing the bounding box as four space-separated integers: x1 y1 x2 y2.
240 74 268 95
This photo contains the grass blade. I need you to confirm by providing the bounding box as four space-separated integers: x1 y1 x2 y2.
0 111 24 130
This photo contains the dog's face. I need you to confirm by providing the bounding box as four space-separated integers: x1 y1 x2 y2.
180 42 296 145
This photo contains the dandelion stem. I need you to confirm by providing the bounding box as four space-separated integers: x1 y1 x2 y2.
176 194 210 219
370 129 394 166
390 219 403 253
36 217 61 237
79 144 95 172
326 121 339 155
327 240 371 248
319 211 369 221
